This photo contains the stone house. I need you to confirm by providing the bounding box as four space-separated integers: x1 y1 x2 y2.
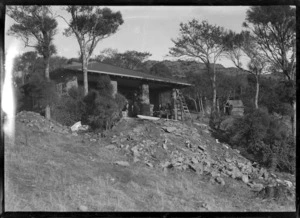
50 61 192 119
224 100 244 116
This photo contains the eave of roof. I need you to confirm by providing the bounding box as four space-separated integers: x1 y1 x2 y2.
64 62 192 87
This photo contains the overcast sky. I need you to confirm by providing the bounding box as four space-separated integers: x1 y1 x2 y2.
5 6 250 68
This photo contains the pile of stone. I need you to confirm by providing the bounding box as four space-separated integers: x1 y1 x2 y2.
17 111 70 134
107 118 295 199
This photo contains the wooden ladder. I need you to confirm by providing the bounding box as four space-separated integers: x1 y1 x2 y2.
175 89 192 121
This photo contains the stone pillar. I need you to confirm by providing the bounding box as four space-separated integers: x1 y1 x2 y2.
172 88 178 120
110 80 118 98
140 83 150 116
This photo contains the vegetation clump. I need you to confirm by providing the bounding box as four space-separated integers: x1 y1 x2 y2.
81 76 127 131
227 108 295 173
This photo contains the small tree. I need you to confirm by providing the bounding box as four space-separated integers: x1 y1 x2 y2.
7 6 58 119
244 5 296 141
170 20 226 114
224 31 267 109
61 6 124 96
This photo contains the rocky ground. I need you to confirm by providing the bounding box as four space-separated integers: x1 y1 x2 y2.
4 111 296 211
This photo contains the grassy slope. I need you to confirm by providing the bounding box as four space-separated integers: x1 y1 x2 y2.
5 116 295 211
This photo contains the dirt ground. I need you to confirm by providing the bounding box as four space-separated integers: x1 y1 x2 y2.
4 111 296 212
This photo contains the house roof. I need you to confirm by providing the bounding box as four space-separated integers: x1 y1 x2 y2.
64 62 192 86
64 61 192 87
226 100 244 107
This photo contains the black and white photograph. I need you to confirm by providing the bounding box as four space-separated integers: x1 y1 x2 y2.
3 5 296 212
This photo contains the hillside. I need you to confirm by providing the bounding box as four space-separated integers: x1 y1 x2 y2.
144 60 247 78
5 111 295 211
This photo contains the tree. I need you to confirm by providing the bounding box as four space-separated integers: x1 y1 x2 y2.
96 49 151 71
61 6 123 96
149 62 172 78
243 6 296 140
7 6 58 119
170 20 226 114
13 51 39 85
224 30 267 109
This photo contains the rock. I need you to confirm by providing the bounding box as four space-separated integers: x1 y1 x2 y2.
234 149 240 154
90 138 96 142
216 139 219 143
252 183 264 192
114 161 130 167
198 145 206 151
78 205 88 211
71 121 82 132
163 126 177 133
215 176 225 186
133 156 140 163
105 144 116 150
242 175 249 184
225 158 232 163
210 171 219 178
185 140 191 148
161 161 172 168
284 180 293 188
191 157 198 164
162 142 168 150
146 162 153 168
222 144 229 149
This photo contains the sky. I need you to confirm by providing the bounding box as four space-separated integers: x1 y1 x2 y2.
5 6 250 68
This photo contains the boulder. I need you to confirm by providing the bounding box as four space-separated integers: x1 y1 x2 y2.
105 144 116 150
215 176 225 186
162 126 177 133
242 175 249 184
114 161 130 167
252 183 264 192
70 121 82 132
284 180 293 188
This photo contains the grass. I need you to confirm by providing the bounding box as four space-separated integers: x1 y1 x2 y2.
4 118 295 212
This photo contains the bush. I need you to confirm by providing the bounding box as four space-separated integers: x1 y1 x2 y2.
81 77 127 131
19 76 59 114
228 108 295 173
52 86 85 126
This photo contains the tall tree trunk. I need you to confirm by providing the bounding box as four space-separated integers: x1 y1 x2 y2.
254 75 259 109
190 97 198 112
212 64 217 114
82 53 89 96
44 57 50 81
44 56 51 120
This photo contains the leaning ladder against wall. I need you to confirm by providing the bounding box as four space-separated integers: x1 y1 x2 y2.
175 89 192 121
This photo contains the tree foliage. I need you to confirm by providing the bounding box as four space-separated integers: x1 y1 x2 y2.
96 49 151 71
7 6 58 78
170 20 227 112
244 6 296 81
149 62 172 78
61 6 124 95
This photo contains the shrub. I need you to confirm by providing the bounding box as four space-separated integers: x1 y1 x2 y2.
228 108 295 173
52 86 85 126
81 77 127 131
19 76 59 113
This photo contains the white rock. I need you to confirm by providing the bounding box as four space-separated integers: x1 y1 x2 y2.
242 175 249 184
78 205 88 211
114 161 130 167
284 180 293 188
70 121 81 132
